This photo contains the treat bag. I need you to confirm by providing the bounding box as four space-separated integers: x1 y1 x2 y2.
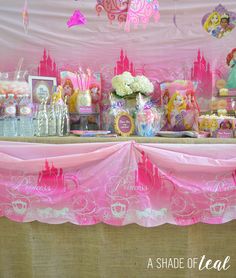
161 80 199 132
108 93 126 132
166 91 187 131
136 93 160 137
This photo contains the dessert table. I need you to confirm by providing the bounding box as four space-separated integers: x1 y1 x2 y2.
1 135 236 144
0 136 236 277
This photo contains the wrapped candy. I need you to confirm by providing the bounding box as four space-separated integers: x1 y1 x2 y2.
136 93 162 137
137 109 155 137
107 94 126 132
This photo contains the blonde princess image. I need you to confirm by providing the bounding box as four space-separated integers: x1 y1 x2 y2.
199 118 209 131
199 118 206 131
203 12 221 37
211 119 219 132
167 92 187 131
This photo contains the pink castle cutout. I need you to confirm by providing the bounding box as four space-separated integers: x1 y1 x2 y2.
135 151 162 190
37 160 64 190
37 160 79 192
191 50 212 98
114 49 136 76
38 49 60 83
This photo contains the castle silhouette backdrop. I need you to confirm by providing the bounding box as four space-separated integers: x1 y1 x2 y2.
38 49 60 83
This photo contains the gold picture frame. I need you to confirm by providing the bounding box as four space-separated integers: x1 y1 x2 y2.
114 112 135 136
28 75 57 104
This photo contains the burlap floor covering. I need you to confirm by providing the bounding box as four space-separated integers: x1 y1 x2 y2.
0 218 235 278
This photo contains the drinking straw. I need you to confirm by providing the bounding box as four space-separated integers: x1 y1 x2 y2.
80 67 85 90
14 57 24 80
85 72 88 90
82 73 87 91
74 71 79 89
87 68 91 89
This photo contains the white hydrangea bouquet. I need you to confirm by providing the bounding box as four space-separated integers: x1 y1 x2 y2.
107 72 155 134
111 71 154 99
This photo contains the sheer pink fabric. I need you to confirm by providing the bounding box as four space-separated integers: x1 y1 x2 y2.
0 141 235 226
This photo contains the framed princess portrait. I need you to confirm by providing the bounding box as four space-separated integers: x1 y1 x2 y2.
28 76 57 104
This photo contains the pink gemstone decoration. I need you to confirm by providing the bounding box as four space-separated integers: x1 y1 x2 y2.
96 0 160 32
67 9 87 28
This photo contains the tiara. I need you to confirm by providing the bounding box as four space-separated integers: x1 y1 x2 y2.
221 13 230 20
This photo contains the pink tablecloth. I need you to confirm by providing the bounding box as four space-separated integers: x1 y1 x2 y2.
0 141 235 226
